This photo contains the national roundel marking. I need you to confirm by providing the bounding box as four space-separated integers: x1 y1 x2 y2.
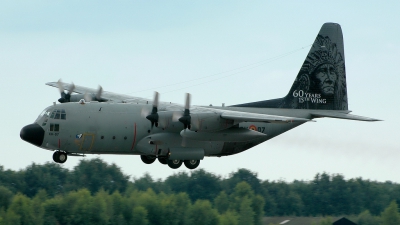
249 125 257 131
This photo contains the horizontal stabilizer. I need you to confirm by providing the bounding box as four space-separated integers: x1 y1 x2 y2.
311 112 381 121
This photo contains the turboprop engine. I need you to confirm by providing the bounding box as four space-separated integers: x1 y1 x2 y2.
190 113 234 132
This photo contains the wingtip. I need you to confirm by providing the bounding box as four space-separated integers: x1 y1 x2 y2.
45 82 56 86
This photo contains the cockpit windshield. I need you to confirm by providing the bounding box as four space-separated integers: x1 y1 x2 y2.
50 109 66 120
38 107 52 119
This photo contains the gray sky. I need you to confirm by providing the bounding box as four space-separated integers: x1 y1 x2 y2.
1 1 399 182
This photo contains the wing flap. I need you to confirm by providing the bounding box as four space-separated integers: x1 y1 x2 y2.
311 112 381 121
221 111 312 123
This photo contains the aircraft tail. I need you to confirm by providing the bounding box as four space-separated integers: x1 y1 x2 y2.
234 23 348 110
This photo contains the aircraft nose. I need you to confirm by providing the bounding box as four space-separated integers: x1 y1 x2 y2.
20 123 45 147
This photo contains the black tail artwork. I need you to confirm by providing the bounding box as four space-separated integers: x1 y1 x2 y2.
234 23 348 110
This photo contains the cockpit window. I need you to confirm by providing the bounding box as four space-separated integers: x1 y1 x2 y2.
50 109 66 120
61 109 66 119
54 110 61 119
38 107 52 118
39 110 46 117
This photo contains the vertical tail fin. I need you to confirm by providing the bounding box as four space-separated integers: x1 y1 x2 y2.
234 23 348 110
283 22 348 110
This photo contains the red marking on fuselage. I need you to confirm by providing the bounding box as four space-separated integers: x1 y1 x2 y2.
249 125 257 131
131 123 137 150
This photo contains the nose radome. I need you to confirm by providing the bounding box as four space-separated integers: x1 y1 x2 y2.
20 123 45 147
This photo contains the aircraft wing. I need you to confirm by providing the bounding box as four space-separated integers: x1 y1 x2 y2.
211 109 313 123
46 81 151 104
311 111 381 121
221 111 312 123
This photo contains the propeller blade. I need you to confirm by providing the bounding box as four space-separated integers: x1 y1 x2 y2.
184 93 191 110
145 91 160 130
84 93 92 102
172 111 183 122
96 86 103 101
57 79 64 94
178 93 191 129
67 83 75 94
141 107 151 118
153 91 159 109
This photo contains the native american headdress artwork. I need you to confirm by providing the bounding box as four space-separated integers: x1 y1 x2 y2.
232 23 349 110
281 25 348 110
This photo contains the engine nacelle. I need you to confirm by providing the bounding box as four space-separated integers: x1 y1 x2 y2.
181 127 267 142
69 94 87 102
190 113 234 132
157 111 175 129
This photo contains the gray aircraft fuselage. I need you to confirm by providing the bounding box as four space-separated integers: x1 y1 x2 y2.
34 102 305 157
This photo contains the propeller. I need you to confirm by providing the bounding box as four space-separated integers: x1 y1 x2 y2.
83 86 103 102
57 79 75 103
178 93 191 129
145 92 160 129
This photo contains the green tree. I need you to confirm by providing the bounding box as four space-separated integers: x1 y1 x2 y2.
0 166 25 194
23 162 69 197
214 191 230 214
109 191 129 225
164 171 190 194
88 191 108 225
63 189 93 225
357 210 381 225
131 206 149 225
188 200 219 225
219 210 238 225
252 194 265 225
133 189 163 225
223 169 263 195
8 193 35 225
31 190 46 225
381 201 400 225
0 186 13 210
68 158 129 194
1 209 20 225
133 173 166 193
238 197 254 225
230 181 255 211
42 196 63 225
186 169 221 202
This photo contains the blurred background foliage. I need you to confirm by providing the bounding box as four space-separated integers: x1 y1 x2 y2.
0 158 399 225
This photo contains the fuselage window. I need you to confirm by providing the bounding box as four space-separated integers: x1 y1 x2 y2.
42 119 48 126
50 124 60 132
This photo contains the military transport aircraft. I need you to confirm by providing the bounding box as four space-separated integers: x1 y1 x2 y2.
20 23 380 170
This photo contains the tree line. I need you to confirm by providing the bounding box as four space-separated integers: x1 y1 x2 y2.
0 158 400 225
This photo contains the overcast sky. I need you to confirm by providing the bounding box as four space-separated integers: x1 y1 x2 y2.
1 1 398 183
